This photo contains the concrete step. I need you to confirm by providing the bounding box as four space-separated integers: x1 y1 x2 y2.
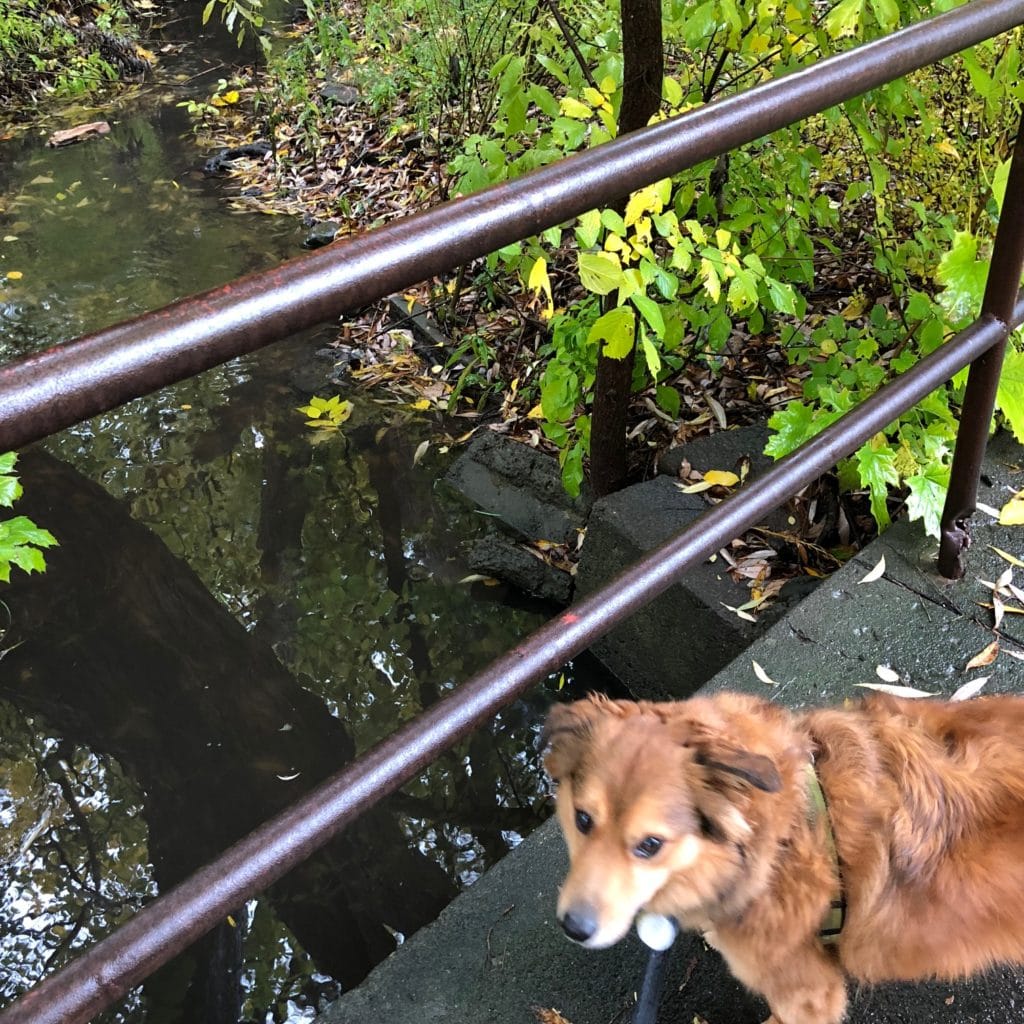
317 431 1024 1024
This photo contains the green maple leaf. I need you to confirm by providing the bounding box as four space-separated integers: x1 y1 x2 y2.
905 464 950 539
855 438 900 530
997 347 1024 443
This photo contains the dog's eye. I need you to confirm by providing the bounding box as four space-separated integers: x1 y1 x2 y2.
634 836 663 859
574 809 593 835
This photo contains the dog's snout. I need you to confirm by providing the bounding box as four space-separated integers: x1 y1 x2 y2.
560 907 598 943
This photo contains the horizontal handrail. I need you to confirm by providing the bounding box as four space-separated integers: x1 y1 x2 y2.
1 0 1023 451
4 1 1024 1020
4 291 1022 1024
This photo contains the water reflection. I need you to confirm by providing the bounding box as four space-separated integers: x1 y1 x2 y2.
0 16 583 1021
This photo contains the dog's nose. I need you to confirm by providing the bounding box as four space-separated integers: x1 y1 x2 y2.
560 908 598 943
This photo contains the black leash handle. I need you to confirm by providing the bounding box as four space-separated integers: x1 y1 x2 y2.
632 913 679 1024
633 945 672 1024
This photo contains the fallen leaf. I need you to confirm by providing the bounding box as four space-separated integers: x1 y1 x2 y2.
988 546 1024 568
721 602 757 622
533 1010 573 1024
703 469 740 487
857 682 936 698
875 665 902 683
46 121 111 147
276 771 301 781
1000 492 1024 526
751 659 777 686
677 479 713 493
993 592 1005 631
965 641 999 670
951 677 989 702
5 271 22 280
858 554 886 584
412 439 429 466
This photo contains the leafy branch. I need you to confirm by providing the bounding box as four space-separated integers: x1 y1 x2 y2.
0 453 57 583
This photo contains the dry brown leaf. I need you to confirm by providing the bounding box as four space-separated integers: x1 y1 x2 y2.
965 641 999 670
533 1009 573 1024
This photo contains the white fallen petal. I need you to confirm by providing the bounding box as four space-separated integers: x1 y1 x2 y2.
875 665 902 683
976 503 1002 519
951 677 989 702
721 602 757 623
857 682 936 698
858 554 886 585
751 659 777 686
276 771 302 781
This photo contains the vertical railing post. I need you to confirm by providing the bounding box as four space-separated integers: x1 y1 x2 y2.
938 116 1024 579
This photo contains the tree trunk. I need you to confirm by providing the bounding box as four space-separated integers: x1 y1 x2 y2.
589 0 664 497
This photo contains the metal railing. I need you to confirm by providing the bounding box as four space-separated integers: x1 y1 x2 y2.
2 1 1023 1021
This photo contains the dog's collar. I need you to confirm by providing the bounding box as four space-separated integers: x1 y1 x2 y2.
805 759 846 944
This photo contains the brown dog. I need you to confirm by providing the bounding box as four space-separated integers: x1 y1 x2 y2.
542 691 1024 1024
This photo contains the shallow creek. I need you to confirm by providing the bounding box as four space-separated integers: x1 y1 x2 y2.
0 11 590 1022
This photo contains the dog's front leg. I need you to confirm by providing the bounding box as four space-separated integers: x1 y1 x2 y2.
719 940 847 1024
752 947 847 1024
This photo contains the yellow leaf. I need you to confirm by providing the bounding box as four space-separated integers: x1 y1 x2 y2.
989 545 1024 568
411 398 431 410
999 493 1024 525
527 402 544 420
703 469 739 487
222 90 240 104
6 270 22 280
935 139 959 160
559 96 592 119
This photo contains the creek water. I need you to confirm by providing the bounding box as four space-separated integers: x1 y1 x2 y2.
0 11 590 1022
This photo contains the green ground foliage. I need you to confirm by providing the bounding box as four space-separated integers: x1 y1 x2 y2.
190 0 1024 538
0 0 148 107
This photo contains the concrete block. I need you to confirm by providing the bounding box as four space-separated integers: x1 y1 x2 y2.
445 431 591 546
575 423 798 699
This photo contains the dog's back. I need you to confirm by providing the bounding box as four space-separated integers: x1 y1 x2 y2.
807 693 1024 981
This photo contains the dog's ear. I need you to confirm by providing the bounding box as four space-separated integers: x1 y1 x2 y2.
668 710 782 794
695 744 782 793
541 700 599 781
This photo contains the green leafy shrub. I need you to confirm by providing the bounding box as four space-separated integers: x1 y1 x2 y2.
0 453 57 583
447 0 1022 532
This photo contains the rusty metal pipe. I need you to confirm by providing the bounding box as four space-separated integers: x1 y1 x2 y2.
4 295 1021 1024
2 0 1024 451
938 116 1024 578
